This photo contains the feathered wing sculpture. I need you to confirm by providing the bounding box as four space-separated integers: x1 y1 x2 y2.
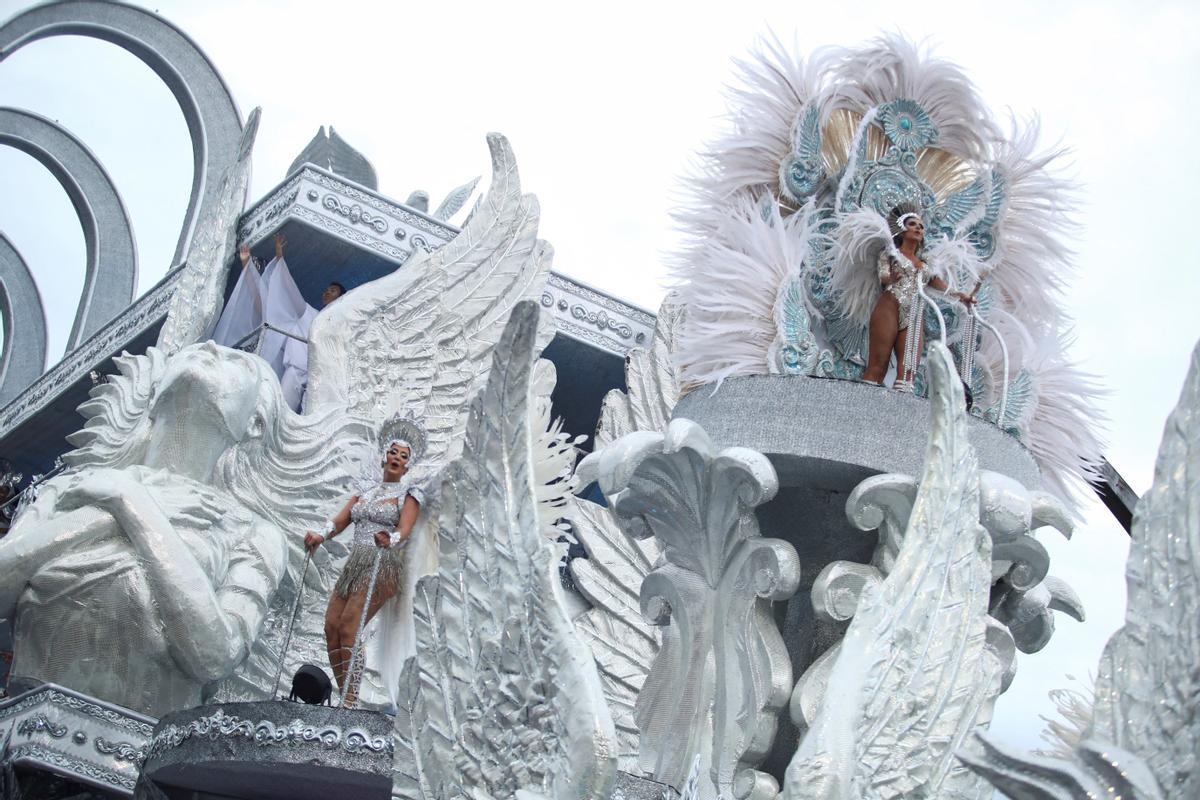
961 338 1200 800
157 108 260 354
392 301 617 800
783 343 1001 799
432 175 481 221
305 132 552 471
569 298 683 769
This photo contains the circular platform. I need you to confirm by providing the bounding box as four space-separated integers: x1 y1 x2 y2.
673 374 1039 489
139 701 392 800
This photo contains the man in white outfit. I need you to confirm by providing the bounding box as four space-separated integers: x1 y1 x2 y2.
212 234 345 412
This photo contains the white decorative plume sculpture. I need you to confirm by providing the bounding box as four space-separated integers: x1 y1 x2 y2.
960 339 1200 800
391 301 617 800
585 415 800 800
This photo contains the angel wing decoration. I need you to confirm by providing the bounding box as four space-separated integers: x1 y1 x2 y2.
432 175 481 221
783 343 1001 799
569 298 683 769
157 107 261 354
960 338 1200 800
252 133 554 707
392 301 617 800
305 132 553 474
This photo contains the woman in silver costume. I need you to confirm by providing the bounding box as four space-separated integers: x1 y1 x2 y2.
304 424 424 704
863 209 976 388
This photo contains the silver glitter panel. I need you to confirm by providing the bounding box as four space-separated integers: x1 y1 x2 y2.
613 771 680 800
141 701 392 800
673 375 1040 489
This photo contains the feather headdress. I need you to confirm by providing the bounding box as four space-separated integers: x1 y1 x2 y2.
677 195 825 387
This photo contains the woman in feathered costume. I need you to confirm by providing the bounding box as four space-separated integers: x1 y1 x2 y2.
862 206 977 389
304 417 427 706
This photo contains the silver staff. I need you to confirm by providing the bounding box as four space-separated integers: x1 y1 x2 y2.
271 550 312 698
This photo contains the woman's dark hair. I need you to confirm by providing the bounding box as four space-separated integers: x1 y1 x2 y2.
327 281 346 295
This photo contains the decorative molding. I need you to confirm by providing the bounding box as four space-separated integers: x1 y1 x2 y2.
321 193 389 233
0 268 183 440
0 683 156 796
237 166 457 262
543 273 655 356
6 743 137 792
16 713 67 738
94 736 147 763
146 708 392 761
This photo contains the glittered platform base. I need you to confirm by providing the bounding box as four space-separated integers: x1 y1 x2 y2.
138 700 392 800
613 770 680 799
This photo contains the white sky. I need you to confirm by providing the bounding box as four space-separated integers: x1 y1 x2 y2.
1 0 1197 764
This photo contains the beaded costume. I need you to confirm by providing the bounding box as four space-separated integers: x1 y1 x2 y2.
876 249 927 332
332 475 425 598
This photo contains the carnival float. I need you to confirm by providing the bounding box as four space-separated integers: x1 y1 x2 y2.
0 2 1191 800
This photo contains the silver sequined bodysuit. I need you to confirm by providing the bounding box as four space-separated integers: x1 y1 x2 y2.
877 250 928 331
333 477 424 598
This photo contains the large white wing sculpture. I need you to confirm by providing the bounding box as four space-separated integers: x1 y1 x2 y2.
569 298 682 769
783 343 1002 799
305 132 552 472
391 301 617 800
960 340 1200 800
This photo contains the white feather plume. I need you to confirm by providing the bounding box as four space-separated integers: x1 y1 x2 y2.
829 206 893 326
676 196 823 388
988 118 1079 334
924 232 983 292
833 105 878 210
1013 329 1107 504
821 33 1000 161
671 34 831 278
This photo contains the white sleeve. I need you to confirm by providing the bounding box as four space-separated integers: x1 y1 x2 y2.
212 260 265 347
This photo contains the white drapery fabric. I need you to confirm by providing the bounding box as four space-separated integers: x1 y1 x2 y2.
213 256 317 411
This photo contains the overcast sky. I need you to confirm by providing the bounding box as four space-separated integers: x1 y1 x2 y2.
1 0 1197 764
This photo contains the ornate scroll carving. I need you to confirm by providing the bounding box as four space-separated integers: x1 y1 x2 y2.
587 418 799 799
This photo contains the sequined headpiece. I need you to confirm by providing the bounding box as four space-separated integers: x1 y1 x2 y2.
377 416 426 464
888 202 924 238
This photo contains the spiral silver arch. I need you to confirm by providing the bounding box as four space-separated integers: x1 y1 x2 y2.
0 0 245 268
0 232 47 406
0 107 136 351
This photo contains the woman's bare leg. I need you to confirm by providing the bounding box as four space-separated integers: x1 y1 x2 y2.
864 293 900 383
324 592 350 691
336 582 399 707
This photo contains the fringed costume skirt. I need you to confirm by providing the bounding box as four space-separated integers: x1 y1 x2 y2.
333 542 405 598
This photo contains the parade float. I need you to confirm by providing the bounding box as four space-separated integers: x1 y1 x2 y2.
0 3 1190 800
